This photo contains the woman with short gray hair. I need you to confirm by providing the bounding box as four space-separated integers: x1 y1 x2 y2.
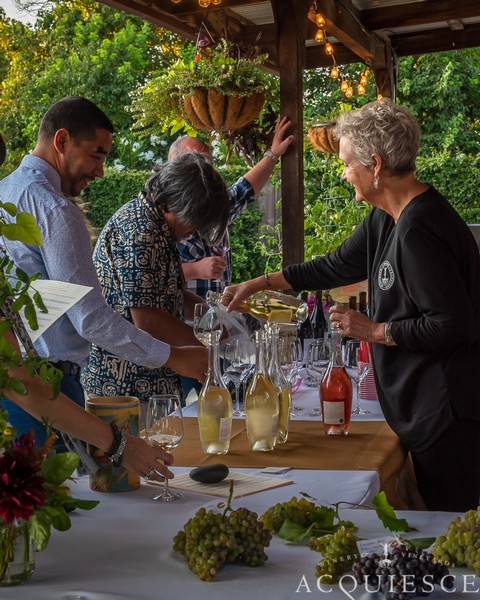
222 98 480 512
81 152 229 406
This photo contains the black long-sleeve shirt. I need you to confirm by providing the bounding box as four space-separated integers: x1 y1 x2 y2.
284 187 480 452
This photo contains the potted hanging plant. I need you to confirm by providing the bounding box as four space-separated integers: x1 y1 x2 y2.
131 27 271 135
307 105 353 154
0 186 99 586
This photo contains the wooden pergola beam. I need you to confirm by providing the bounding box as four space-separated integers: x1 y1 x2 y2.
391 22 480 57
271 0 308 268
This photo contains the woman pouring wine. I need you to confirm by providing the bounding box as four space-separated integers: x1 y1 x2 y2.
221 98 480 513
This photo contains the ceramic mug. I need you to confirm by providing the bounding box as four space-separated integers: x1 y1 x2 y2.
86 396 140 493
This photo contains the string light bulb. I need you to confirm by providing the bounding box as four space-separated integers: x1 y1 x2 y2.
330 65 339 79
315 13 326 27
212 0 222 4
198 0 210 6
345 86 354 98
170 0 182 3
340 80 348 93
377 93 384 100
325 42 333 55
315 29 325 43
357 83 366 95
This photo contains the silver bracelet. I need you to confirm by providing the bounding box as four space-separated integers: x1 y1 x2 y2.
264 149 279 164
264 273 272 287
384 322 392 345
108 430 127 468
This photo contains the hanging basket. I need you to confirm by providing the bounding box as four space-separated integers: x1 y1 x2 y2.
182 88 265 132
307 122 339 154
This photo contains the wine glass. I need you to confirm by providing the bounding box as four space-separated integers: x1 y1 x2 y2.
210 230 230 283
145 395 184 502
278 337 302 389
193 302 222 346
305 338 331 416
306 338 331 383
223 339 252 417
344 340 371 415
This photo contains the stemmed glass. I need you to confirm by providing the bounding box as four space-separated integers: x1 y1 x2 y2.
223 339 252 417
278 338 302 389
306 338 331 417
210 230 230 283
306 338 331 384
145 395 184 502
344 340 371 415
193 302 222 346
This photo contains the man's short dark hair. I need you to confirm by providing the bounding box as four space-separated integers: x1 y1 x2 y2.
38 96 114 142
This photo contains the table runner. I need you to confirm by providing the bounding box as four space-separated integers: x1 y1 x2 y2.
173 418 423 509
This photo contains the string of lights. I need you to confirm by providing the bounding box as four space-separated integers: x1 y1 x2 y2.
312 0 375 99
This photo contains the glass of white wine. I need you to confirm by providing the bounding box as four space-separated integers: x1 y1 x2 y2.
145 394 184 502
344 340 371 416
193 302 222 346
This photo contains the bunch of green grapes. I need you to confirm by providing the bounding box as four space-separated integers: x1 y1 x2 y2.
432 506 480 574
311 527 359 583
173 506 272 581
260 496 318 532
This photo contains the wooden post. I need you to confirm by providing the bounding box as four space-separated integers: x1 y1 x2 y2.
271 0 309 268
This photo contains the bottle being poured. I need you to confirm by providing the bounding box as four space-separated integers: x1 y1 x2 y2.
207 289 308 329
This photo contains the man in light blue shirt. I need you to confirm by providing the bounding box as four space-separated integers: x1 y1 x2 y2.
0 96 207 445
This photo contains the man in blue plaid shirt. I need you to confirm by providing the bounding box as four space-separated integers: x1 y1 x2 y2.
171 116 294 299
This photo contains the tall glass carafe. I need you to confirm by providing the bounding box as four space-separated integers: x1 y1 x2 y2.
207 290 308 327
267 323 292 444
244 329 279 451
320 324 352 435
197 331 233 454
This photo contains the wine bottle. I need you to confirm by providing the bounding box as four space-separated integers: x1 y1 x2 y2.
207 290 308 326
267 323 291 444
320 324 352 435
358 291 368 315
311 290 328 340
244 329 279 451
197 331 233 455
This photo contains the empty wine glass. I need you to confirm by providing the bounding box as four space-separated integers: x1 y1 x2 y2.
145 395 184 501
306 338 331 383
344 340 371 415
223 339 252 417
278 337 302 389
210 230 230 283
193 302 222 346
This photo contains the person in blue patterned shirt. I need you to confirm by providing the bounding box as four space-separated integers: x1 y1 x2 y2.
172 116 294 299
80 153 230 408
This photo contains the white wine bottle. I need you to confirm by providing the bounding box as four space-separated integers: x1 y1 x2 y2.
197 331 233 454
244 329 279 451
207 290 308 326
267 323 291 444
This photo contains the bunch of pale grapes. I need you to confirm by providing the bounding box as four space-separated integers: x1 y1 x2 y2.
310 527 359 583
353 544 453 599
173 506 272 581
432 506 480 575
260 496 319 532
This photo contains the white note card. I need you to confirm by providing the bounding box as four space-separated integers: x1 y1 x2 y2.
22 279 93 342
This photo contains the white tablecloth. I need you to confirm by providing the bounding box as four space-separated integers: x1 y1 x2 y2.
4 473 476 600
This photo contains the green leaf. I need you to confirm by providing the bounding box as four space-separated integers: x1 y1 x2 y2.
0 201 18 216
40 452 79 484
278 518 311 543
28 512 52 551
68 498 99 511
403 537 436 550
371 491 416 532
1 212 42 245
33 290 48 312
